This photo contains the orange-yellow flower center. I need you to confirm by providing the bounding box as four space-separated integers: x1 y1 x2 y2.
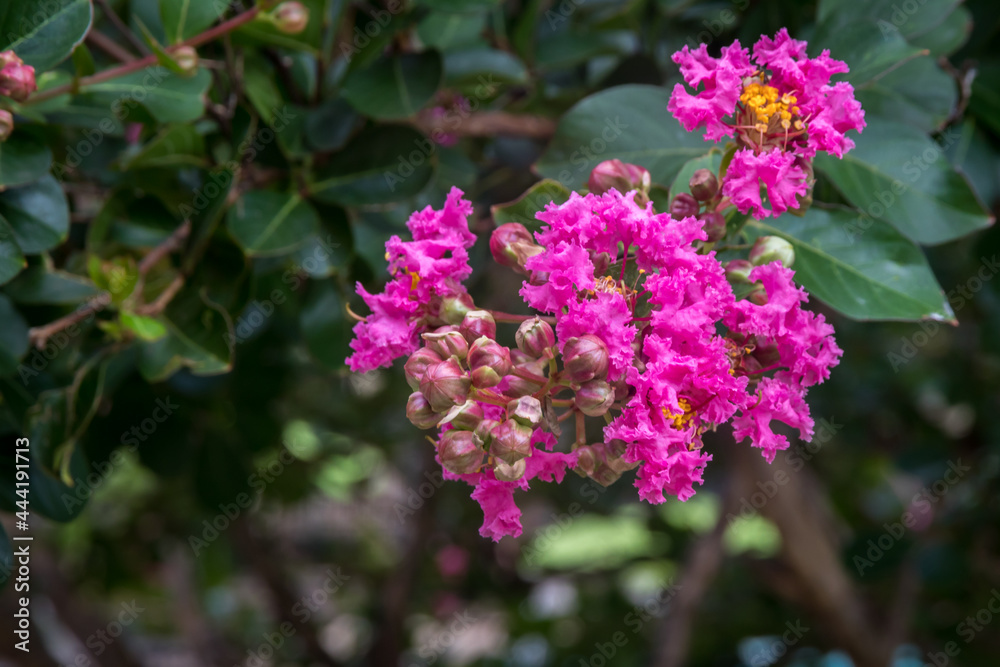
662 398 695 430
740 80 801 132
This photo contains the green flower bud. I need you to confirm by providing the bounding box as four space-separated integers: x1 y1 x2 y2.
490 419 533 464
404 347 443 391
490 223 544 274
422 329 469 362
506 396 543 428
574 379 615 417
587 159 651 198
406 392 441 430
172 46 199 76
689 169 719 201
439 399 484 431
460 310 496 344
515 317 555 358
563 334 609 383
420 357 471 412
273 1 309 33
437 430 482 475
494 457 527 482
468 336 511 389
749 236 795 268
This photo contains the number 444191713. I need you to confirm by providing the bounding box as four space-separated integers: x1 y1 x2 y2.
14 437 29 527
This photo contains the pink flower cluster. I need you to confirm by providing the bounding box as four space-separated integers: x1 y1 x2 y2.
668 29 865 218
0 51 36 103
347 184 841 540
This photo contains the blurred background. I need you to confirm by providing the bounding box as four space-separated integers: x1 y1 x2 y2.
1 0 1000 666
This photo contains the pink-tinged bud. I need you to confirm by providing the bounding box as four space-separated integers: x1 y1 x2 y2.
699 211 726 243
587 159 651 197
473 418 500 449
468 336 511 389
574 379 615 417
437 430 482 475
573 441 634 486
669 193 700 219
404 347 443 391
273 1 309 33
515 317 555 358
724 259 754 284
422 329 469 362
506 396 543 428
689 169 719 202
490 419 533 464
502 375 537 398
420 358 471 412
439 399 484 431
563 334 609 383
438 292 475 325
490 223 544 274
749 289 769 306
460 310 496 343
749 236 795 268
0 110 12 142
591 251 612 276
171 46 199 76
406 392 441 430
494 457 526 482
0 51 36 102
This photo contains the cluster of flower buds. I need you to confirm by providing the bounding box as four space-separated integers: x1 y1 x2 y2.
0 51 36 103
588 159 652 205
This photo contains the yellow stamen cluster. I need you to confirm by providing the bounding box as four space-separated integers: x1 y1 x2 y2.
385 251 421 291
740 81 801 132
662 398 695 430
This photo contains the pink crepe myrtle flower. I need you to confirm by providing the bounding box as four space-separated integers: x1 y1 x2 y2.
668 28 865 218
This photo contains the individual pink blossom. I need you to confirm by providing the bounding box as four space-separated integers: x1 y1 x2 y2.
722 149 811 219
0 51 36 102
668 42 753 142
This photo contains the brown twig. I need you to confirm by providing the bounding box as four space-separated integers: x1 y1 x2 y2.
412 110 557 139
86 30 137 63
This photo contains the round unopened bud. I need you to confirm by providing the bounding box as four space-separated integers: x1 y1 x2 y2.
404 347 442 391
587 159 651 196
572 444 620 486
490 419 533 464
439 399 484 431
494 457 527 482
172 46 199 75
502 375 537 398
438 292 475 325
406 392 441 430
669 193 700 219
507 396 543 428
437 430 482 475
689 169 719 201
574 379 615 417
468 336 511 389
420 357 471 412
749 236 795 268
474 418 500 449
273 1 309 33
0 51 36 102
699 211 726 243
460 310 496 344
0 110 12 142
515 317 555 358
563 334 609 383
490 223 544 274
422 329 469 362
724 259 754 284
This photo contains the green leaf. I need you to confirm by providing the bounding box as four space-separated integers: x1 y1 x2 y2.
120 124 206 170
0 218 26 285
853 57 956 134
300 280 350 370
668 151 721 200
491 179 571 231
816 0 958 41
747 207 954 322
0 523 11 588
243 57 285 125
418 0 501 11
0 134 53 188
4 266 100 305
417 11 488 50
138 287 233 381
535 84 707 190
0 294 28 376
160 0 225 43
0 0 94 72
121 312 168 342
308 126 435 206
811 17 925 86
227 191 321 257
83 67 212 123
304 98 359 152
342 51 443 119
0 175 69 254
908 6 972 57
814 118 993 246
443 48 528 88
970 59 1000 137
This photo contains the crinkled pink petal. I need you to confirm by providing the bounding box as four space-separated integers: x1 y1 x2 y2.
471 478 523 541
521 242 596 312
346 281 419 371
406 186 476 247
668 42 753 141
732 376 814 463
556 291 636 381
722 149 810 219
807 81 866 158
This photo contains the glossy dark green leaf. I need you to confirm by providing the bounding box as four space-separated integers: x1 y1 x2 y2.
535 85 707 190
309 126 435 206
83 67 212 123
748 207 954 322
854 57 955 134
417 11 488 50
0 294 28 376
908 6 972 57
0 134 53 188
160 0 225 43
138 287 233 381
4 266 101 305
816 0 957 42
669 152 721 200
0 0 93 72
120 124 206 170
0 218 26 285
491 179 571 231
301 280 351 370
535 31 636 71
0 175 69 254
970 59 1000 137
120 312 168 342
443 48 528 88
342 51 443 119
811 17 924 86
418 0 501 12
814 118 993 245
227 191 321 257
304 98 360 152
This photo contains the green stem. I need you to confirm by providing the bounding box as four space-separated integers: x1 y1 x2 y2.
28 6 262 105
